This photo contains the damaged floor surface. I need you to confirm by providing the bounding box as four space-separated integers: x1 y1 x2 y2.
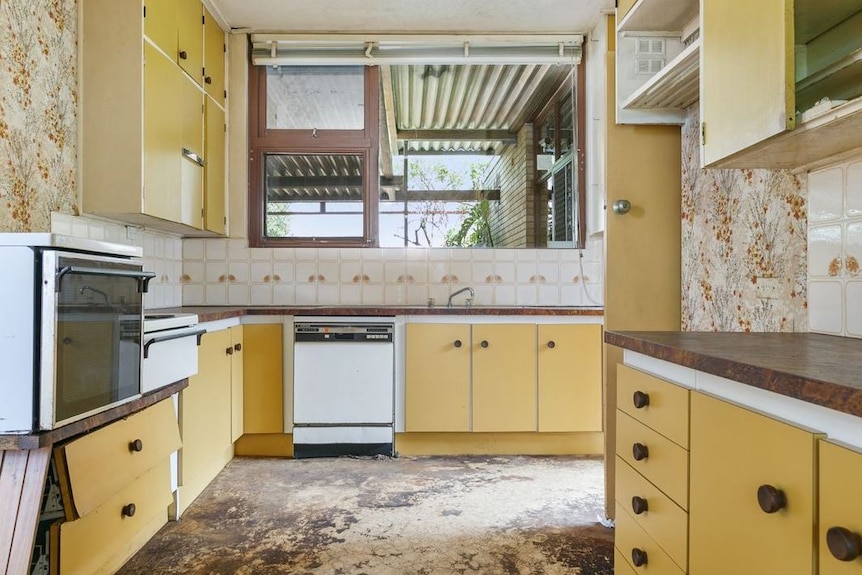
117 455 613 575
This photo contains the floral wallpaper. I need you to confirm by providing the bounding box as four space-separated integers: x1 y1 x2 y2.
0 0 78 232
681 105 808 332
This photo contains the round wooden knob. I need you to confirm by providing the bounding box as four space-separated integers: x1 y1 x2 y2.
122 503 136 517
827 526 862 561
757 484 786 513
234 343 242 352
631 548 648 567
547 340 556 349
631 496 649 515
454 340 462 348
633 391 650 409
205 76 213 84
632 443 649 461
128 439 143 453
226 347 234 355
480 340 489 348
179 50 188 60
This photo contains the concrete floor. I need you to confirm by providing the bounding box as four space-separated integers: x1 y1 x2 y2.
118 455 613 575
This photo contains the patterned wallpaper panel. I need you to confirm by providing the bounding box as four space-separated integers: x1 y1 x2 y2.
681 106 808 332
0 0 78 232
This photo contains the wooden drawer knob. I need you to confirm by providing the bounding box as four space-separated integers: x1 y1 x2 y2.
633 391 650 409
454 340 462 348
179 50 188 60
122 503 136 518
631 548 648 567
226 346 234 355
128 439 143 453
205 76 213 84
547 340 556 349
234 343 242 352
480 340 489 348
631 496 649 515
757 484 786 513
632 442 649 461
827 526 862 561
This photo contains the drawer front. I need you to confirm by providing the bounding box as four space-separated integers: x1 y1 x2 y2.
616 456 688 569
615 502 686 575
58 459 171 575
820 440 862 575
615 547 639 575
618 365 689 448
617 410 689 509
60 399 181 517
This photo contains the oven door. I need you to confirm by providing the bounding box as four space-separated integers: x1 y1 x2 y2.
39 251 154 430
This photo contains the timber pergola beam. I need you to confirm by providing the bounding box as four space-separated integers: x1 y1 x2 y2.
396 129 517 143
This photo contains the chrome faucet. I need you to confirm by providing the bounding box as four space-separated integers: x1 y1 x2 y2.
447 286 474 308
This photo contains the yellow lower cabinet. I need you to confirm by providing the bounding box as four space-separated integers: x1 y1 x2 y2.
820 440 862 574
472 324 536 432
615 502 685 575
615 547 640 575
229 325 244 441
689 392 820 575
616 365 690 449
56 459 171 575
242 324 284 434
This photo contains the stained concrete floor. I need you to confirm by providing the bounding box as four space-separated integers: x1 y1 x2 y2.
118 455 613 575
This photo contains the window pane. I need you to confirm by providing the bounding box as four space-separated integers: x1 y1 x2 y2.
264 153 365 238
266 66 365 130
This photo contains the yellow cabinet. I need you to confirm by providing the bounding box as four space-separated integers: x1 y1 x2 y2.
472 324 536 432
143 0 177 58
689 392 820 575
176 0 203 82
229 325 244 441
819 440 862 574
615 501 686 575
204 6 226 105
204 95 226 234
405 323 471 432
617 365 689 449
179 73 204 229
537 324 602 432
243 324 284 434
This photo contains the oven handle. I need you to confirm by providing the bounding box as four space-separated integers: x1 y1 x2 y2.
56 266 156 293
143 328 207 359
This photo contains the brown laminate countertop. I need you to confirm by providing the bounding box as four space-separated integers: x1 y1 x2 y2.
605 331 862 419
155 305 604 323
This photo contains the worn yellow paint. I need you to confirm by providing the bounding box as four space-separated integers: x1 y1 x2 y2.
537 324 603 432
820 440 862 575
176 0 203 80
234 434 294 458
229 325 244 441
617 365 689 448
405 323 471 432
472 324 537 432
203 6 226 105
395 432 603 456
615 502 686 575
689 392 819 575
242 324 283 434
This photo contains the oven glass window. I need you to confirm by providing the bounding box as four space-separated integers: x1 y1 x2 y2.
54 257 143 422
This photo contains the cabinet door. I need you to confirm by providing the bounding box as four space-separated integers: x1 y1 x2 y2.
176 0 203 82
242 324 284 434
179 74 204 229
405 323 471 432
143 0 177 58
204 96 226 234
472 324 536 432
203 6 226 105
689 392 818 575
143 43 181 222
820 440 862 575
701 0 795 166
229 325 244 442
537 324 602 432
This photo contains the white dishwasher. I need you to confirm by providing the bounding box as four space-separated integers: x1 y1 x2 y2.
293 317 395 458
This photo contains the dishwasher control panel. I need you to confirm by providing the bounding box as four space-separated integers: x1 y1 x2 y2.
294 322 394 343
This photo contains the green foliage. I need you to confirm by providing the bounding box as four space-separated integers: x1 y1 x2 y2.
445 199 494 247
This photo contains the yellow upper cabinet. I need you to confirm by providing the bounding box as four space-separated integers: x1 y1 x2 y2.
205 95 226 234
204 7 226 105
179 74 204 229
143 0 177 58
177 0 204 83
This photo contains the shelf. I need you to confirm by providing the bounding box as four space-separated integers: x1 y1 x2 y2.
622 39 700 110
618 0 699 33
797 46 862 112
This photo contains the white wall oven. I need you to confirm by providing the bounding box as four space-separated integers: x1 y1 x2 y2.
0 234 154 433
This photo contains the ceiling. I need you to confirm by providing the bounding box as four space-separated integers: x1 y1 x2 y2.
206 0 612 34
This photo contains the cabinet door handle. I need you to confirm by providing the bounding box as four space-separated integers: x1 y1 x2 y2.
205 76 213 84
226 347 234 355
631 548 648 567
632 443 649 461
234 343 242 352
453 340 462 348
757 484 786 513
631 496 648 515
480 340 489 348
826 526 862 561
182 148 205 167
122 503 136 518
128 439 143 453
179 50 188 60
547 340 556 349
633 391 650 409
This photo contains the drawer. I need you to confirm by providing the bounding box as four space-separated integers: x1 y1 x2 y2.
615 502 686 575
618 365 689 448
616 456 688 570
56 459 171 575
615 547 639 575
819 440 862 575
617 410 689 509
57 398 181 517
